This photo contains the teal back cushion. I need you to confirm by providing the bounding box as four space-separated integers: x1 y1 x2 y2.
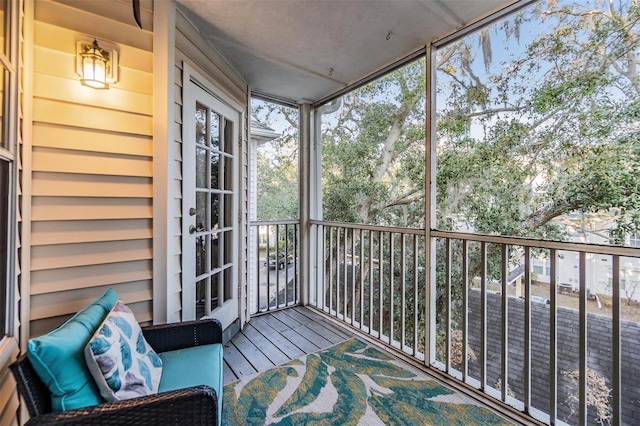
27 288 119 411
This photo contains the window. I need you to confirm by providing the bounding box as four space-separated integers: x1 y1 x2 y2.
251 97 299 221
533 264 551 277
249 96 300 314
533 260 551 277
630 233 640 248
434 1 640 247
0 0 17 338
320 57 426 227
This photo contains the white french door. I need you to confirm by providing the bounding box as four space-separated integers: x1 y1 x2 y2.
182 69 240 330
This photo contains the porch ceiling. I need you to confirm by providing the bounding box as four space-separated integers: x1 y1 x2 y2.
176 0 520 104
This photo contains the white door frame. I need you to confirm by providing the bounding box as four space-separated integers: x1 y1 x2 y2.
181 63 243 329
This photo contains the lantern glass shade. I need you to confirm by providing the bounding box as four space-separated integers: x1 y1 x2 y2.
80 39 110 89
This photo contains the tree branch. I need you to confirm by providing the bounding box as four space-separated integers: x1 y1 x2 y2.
383 189 425 210
521 200 579 232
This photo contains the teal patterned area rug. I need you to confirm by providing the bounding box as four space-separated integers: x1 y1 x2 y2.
222 338 511 425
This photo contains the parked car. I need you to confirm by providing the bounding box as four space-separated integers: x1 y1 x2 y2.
265 253 294 269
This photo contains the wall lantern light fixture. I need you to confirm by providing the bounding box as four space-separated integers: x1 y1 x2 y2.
76 38 119 89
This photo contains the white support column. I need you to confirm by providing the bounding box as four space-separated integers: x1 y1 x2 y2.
299 103 312 305
425 43 437 366
308 101 341 306
153 0 176 324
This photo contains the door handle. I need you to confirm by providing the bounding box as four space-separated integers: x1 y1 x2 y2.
189 225 196 234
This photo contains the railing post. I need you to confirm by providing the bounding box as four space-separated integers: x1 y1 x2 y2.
480 241 487 390
359 228 365 328
378 231 384 338
265 226 271 311
501 244 509 402
256 224 261 313
549 248 557 424
337 227 342 318
351 228 356 325
612 255 621 426
524 246 531 413
389 231 395 344
369 229 374 332
400 233 406 351
578 252 587 425
462 240 469 380
445 238 452 372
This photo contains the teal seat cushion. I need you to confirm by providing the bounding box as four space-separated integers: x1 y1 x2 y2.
27 288 119 411
158 343 223 421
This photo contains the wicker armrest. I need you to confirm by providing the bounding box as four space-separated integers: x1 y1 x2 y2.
24 385 218 426
142 318 223 353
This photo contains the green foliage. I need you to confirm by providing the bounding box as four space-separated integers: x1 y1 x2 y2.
560 138 640 244
322 59 426 226
532 72 606 114
435 0 640 245
316 0 640 242
255 154 298 221
252 99 300 221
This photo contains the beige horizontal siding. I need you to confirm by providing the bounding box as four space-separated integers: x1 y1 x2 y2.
28 0 155 339
31 219 152 246
34 73 153 115
34 0 153 52
0 397 18 426
33 99 153 135
34 45 153 94
32 172 153 198
32 147 153 177
0 339 19 426
32 146 151 177
31 239 152 271
30 282 153 321
31 260 153 295
30 299 153 338
31 197 152 221
128 300 154 325
34 20 153 73
33 123 153 156
53 0 154 33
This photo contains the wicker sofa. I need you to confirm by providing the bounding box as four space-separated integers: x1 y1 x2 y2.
10 318 224 425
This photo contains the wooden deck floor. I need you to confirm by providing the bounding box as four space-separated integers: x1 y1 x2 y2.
223 306 354 385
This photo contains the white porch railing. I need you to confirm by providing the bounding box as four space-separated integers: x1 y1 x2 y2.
308 221 639 426
249 221 300 314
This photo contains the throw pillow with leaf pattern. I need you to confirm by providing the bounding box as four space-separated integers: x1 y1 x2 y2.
84 300 163 401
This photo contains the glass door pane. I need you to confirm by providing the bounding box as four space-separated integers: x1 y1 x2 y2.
192 104 235 316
